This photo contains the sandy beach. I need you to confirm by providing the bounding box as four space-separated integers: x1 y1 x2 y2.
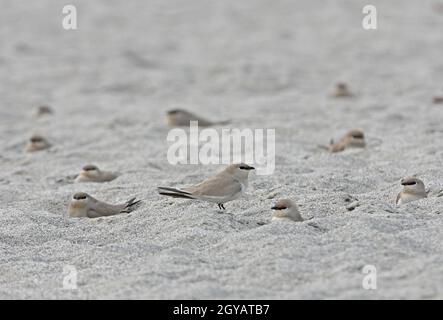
0 0 442 299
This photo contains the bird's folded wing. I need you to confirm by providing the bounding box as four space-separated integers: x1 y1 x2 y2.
188 175 241 198
86 209 104 218
195 117 213 127
89 201 124 216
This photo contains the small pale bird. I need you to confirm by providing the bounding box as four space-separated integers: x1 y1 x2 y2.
396 177 427 205
271 199 304 222
166 109 229 127
25 135 51 152
68 192 141 218
331 82 353 98
74 164 118 183
329 129 366 153
158 163 255 210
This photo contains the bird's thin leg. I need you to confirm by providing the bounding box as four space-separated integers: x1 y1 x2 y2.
214 203 232 215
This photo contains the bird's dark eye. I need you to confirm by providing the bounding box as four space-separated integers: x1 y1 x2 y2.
167 110 179 115
83 165 97 171
352 133 364 139
30 137 43 143
74 195 87 200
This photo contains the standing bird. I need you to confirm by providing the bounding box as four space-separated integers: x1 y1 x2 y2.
68 192 141 218
74 164 118 183
25 135 51 152
158 163 255 210
396 177 427 205
329 129 366 153
271 199 304 222
166 109 229 127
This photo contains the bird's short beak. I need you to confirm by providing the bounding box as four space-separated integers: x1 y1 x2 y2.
271 206 278 210
248 166 255 170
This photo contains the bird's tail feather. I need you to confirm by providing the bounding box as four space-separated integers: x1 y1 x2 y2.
158 192 194 199
122 198 142 213
158 187 192 195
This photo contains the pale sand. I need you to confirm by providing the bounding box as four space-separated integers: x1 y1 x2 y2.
0 0 442 299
